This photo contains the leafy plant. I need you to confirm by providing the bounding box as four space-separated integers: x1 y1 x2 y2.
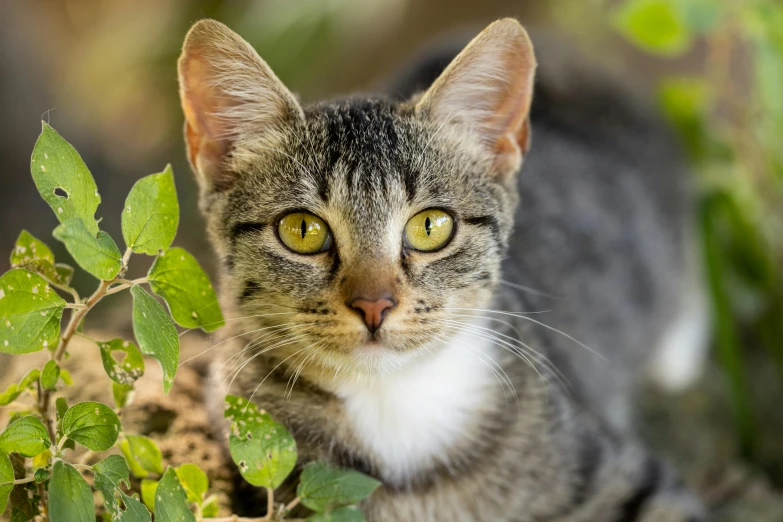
0 123 380 521
611 0 783 459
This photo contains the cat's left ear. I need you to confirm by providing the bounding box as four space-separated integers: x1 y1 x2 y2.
416 19 536 180
178 19 303 191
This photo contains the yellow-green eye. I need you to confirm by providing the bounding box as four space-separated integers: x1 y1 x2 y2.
404 209 454 252
278 212 332 254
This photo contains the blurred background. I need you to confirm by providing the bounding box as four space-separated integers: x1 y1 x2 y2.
0 0 782 519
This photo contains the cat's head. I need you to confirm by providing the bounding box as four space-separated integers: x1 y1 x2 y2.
177 18 535 379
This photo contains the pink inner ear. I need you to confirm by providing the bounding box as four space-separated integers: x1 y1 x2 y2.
180 52 235 185
416 19 536 176
181 54 224 142
486 42 535 156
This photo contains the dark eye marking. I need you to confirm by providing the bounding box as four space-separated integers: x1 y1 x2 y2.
425 216 432 236
463 215 500 244
301 219 307 239
230 222 266 240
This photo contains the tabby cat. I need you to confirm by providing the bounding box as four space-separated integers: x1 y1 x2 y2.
177 17 708 521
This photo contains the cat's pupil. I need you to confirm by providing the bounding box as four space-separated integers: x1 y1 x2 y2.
301 219 307 239
425 217 432 236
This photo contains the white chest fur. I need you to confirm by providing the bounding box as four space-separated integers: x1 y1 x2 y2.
329 328 500 483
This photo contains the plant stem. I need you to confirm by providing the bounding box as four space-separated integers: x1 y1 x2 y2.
55 436 70 453
105 277 148 296
0 476 36 486
267 487 275 520
283 497 301 514
49 280 81 304
40 249 134 447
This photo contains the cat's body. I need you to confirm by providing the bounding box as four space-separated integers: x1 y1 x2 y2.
178 19 707 521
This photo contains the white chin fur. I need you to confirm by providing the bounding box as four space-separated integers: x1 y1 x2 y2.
322 323 501 483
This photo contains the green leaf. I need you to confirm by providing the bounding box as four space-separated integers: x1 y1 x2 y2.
9 231 75 288
0 370 41 405
99 338 145 385
59 369 73 386
41 360 60 391
53 218 122 281
0 385 21 407
54 264 75 286
307 506 366 522
112 383 134 409
122 165 179 255
48 461 93 522
297 462 381 513
55 397 68 435
148 248 224 332
61 401 121 451
175 463 208 505
0 453 14 514
53 397 74 451
140 479 158 511
34 467 49 484
94 455 131 518
30 122 101 236
32 449 50 471
10 230 54 265
18 369 41 390
131 286 179 394
120 435 164 478
612 0 691 56
118 491 151 522
0 269 66 354
224 395 297 489
0 368 42 406
201 495 219 518
0 416 50 457
154 468 196 522
116 495 148 522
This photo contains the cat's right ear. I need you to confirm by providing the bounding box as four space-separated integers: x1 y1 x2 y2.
178 19 303 191
415 19 536 181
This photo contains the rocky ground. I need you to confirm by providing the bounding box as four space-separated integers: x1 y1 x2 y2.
2 332 782 520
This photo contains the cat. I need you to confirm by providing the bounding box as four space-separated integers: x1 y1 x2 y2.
177 17 708 521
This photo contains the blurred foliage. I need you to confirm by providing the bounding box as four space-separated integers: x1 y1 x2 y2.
613 0 783 462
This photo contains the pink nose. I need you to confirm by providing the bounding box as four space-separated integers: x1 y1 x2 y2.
350 297 396 333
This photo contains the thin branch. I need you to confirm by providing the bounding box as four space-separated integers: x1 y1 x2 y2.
267 487 275 520
0 476 36 486
283 497 301 514
40 272 122 446
56 436 71 454
113 277 148 286
105 277 148 296
105 283 132 296
49 280 81 303
121 248 133 268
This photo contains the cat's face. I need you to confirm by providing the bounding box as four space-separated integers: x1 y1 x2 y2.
178 19 535 379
